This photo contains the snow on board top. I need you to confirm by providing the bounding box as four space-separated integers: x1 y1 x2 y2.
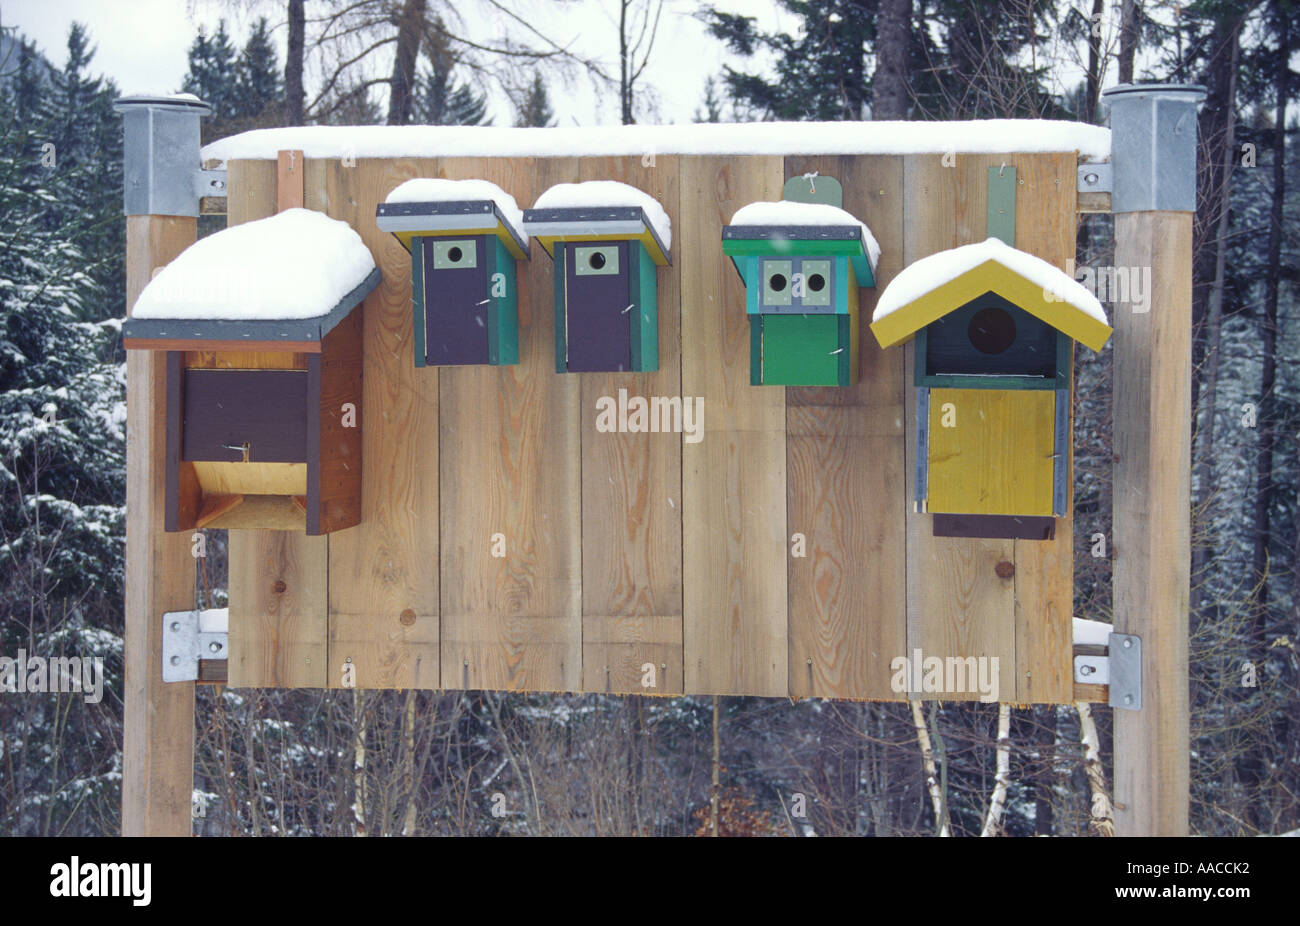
531 181 672 250
132 208 377 322
385 177 528 243
872 237 1108 325
729 200 881 270
201 119 1111 166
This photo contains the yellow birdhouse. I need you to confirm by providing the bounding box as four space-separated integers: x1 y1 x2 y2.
870 238 1112 540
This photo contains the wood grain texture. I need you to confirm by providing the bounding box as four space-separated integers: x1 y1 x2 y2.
437 156 582 692
1111 211 1192 835
123 214 198 836
926 388 1055 516
680 156 788 696
185 350 309 370
228 527 327 686
579 156 683 695
785 155 906 700
192 461 307 496
313 305 363 533
224 159 330 689
321 159 439 689
1010 152 1076 704
902 153 1014 701
276 149 305 212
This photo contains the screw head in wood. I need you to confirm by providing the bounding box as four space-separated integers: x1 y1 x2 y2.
995 561 1015 579
399 608 416 626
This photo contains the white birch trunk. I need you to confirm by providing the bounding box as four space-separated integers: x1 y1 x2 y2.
1077 701 1114 836
911 700 950 836
981 703 1013 836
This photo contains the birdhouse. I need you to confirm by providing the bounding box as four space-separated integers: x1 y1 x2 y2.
375 179 529 367
870 237 1112 539
523 181 670 373
122 208 379 534
721 177 878 387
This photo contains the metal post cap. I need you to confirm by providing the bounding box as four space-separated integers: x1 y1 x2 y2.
1102 82 1206 214
114 93 213 116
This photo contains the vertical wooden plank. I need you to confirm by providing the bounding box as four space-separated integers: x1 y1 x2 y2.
1010 152 1076 703
123 213 197 836
323 158 440 689
225 158 330 689
439 156 583 692
680 156 788 697
276 149 305 212
228 531 328 685
579 156 683 696
1112 211 1192 835
902 153 1015 702
784 154 906 700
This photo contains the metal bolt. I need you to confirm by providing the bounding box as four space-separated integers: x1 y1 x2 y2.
1084 171 1100 185
1124 694 1135 705
170 621 180 632
170 656 180 666
1123 638 1133 649
1081 664 1094 676
209 641 222 654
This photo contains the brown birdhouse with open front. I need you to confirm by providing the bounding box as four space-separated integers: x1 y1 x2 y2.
122 208 379 534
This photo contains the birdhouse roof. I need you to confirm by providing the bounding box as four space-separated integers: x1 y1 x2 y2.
725 200 881 268
377 178 529 258
870 238 1111 352
523 181 672 265
124 208 379 347
722 200 880 286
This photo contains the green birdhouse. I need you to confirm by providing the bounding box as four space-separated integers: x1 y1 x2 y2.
523 182 671 374
375 179 529 368
721 176 878 387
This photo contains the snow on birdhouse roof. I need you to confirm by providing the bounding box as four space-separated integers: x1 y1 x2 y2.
127 209 378 339
531 181 672 251
384 178 528 244
870 237 1111 352
201 120 1111 166
727 200 881 270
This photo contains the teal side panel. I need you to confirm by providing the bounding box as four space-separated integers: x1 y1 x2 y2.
750 316 763 385
744 255 761 315
837 314 851 386
491 236 519 365
411 236 426 368
834 257 851 314
486 235 500 364
634 241 658 372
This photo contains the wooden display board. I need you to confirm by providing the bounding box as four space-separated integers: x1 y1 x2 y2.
218 151 1082 703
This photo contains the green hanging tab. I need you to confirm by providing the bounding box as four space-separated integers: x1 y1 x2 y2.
782 174 843 208
986 165 1016 244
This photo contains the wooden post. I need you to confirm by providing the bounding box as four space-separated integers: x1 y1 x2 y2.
1105 84 1204 837
116 95 211 835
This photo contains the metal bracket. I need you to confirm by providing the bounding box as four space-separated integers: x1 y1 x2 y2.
1073 653 1109 685
162 609 228 682
1077 163 1112 195
1107 632 1142 710
195 168 227 199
